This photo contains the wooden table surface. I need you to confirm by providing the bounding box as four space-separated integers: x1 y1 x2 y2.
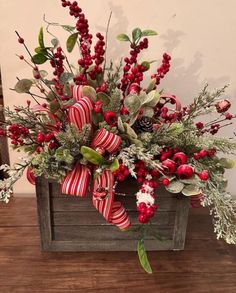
0 197 235 293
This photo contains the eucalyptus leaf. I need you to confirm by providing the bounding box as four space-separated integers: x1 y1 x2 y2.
137 239 152 274
142 29 158 36
132 28 142 43
32 53 48 64
146 79 156 93
116 33 130 42
129 111 140 126
38 27 44 48
165 180 185 193
63 83 72 97
219 158 235 169
47 91 57 101
59 72 74 84
51 38 59 48
117 117 125 133
49 100 60 113
130 138 143 147
143 107 154 117
124 94 141 114
39 70 48 79
91 112 103 125
14 79 33 93
82 86 97 101
182 185 201 196
80 146 105 165
145 90 160 107
124 123 137 139
66 32 79 53
180 175 200 185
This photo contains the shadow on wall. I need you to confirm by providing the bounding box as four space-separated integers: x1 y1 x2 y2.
159 29 230 104
96 2 230 105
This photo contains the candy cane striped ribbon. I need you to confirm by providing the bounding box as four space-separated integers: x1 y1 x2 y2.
160 93 182 113
61 85 131 230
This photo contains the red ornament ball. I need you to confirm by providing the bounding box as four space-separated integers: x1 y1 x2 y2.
198 170 209 181
173 152 188 165
177 164 194 179
162 178 170 186
161 159 176 175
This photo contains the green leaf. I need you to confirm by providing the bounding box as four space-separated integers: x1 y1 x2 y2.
109 159 119 172
145 90 160 107
143 107 154 117
137 239 153 274
63 83 72 97
124 94 141 114
80 146 105 165
165 180 185 193
14 79 33 93
219 158 235 169
32 53 48 64
124 123 137 139
146 79 156 93
182 185 201 196
116 33 130 42
37 70 48 79
59 72 74 84
130 138 143 147
97 92 110 105
82 86 97 101
117 117 125 133
62 25 76 33
91 112 103 125
180 175 200 185
132 28 142 43
66 32 79 53
38 27 44 48
142 29 158 37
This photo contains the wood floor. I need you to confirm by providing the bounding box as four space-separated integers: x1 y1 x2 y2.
0 197 235 293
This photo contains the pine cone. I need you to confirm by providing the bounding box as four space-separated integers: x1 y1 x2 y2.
133 116 153 133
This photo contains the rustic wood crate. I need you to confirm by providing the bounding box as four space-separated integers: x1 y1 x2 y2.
35 176 189 251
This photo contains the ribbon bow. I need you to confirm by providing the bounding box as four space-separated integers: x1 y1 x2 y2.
61 85 131 230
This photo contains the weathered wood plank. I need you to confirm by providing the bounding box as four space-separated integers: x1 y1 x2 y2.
52 211 175 226
51 196 179 212
35 177 53 250
52 225 173 241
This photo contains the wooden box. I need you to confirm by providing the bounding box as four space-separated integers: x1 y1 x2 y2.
35 176 189 251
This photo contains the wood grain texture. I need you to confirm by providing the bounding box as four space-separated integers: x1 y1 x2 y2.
0 197 236 292
36 177 189 251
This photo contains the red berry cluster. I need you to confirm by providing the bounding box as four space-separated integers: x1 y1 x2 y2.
151 53 171 85
120 38 148 92
36 132 57 150
52 78 64 96
50 47 65 78
88 33 105 81
114 164 130 182
193 148 216 160
137 201 158 224
135 160 159 186
154 98 180 122
7 124 29 146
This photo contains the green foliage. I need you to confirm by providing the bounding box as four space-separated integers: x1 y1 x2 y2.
38 27 44 48
142 29 158 36
32 53 48 64
137 239 152 274
132 28 142 44
55 124 92 157
102 88 122 113
31 147 74 182
14 79 33 93
116 34 130 42
80 146 105 165
66 32 79 52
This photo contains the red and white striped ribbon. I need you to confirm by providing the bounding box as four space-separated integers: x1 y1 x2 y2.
62 85 131 230
92 128 122 154
61 164 90 197
160 93 182 113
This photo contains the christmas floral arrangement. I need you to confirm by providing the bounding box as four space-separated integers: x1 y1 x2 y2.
1 0 236 273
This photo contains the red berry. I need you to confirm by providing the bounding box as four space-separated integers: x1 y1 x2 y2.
196 122 204 129
152 204 158 210
48 141 57 149
44 133 54 142
36 133 45 143
162 178 170 186
199 150 208 158
177 164 194 179
138 214 148 224
19 55 24 60
146 207 154 218
198 170 209 181
18 37 24 44
161 159 176 175
173 152 188 165
117 174 125 182
103 111 117 126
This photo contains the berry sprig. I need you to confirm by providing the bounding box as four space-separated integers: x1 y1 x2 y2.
151 53 171 86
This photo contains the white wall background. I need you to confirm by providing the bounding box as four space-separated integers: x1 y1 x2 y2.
0 0 235 195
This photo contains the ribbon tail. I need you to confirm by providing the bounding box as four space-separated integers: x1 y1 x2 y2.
92 170 131 230
61 163 90 197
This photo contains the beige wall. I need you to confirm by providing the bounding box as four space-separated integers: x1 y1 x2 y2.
0 0 236 195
